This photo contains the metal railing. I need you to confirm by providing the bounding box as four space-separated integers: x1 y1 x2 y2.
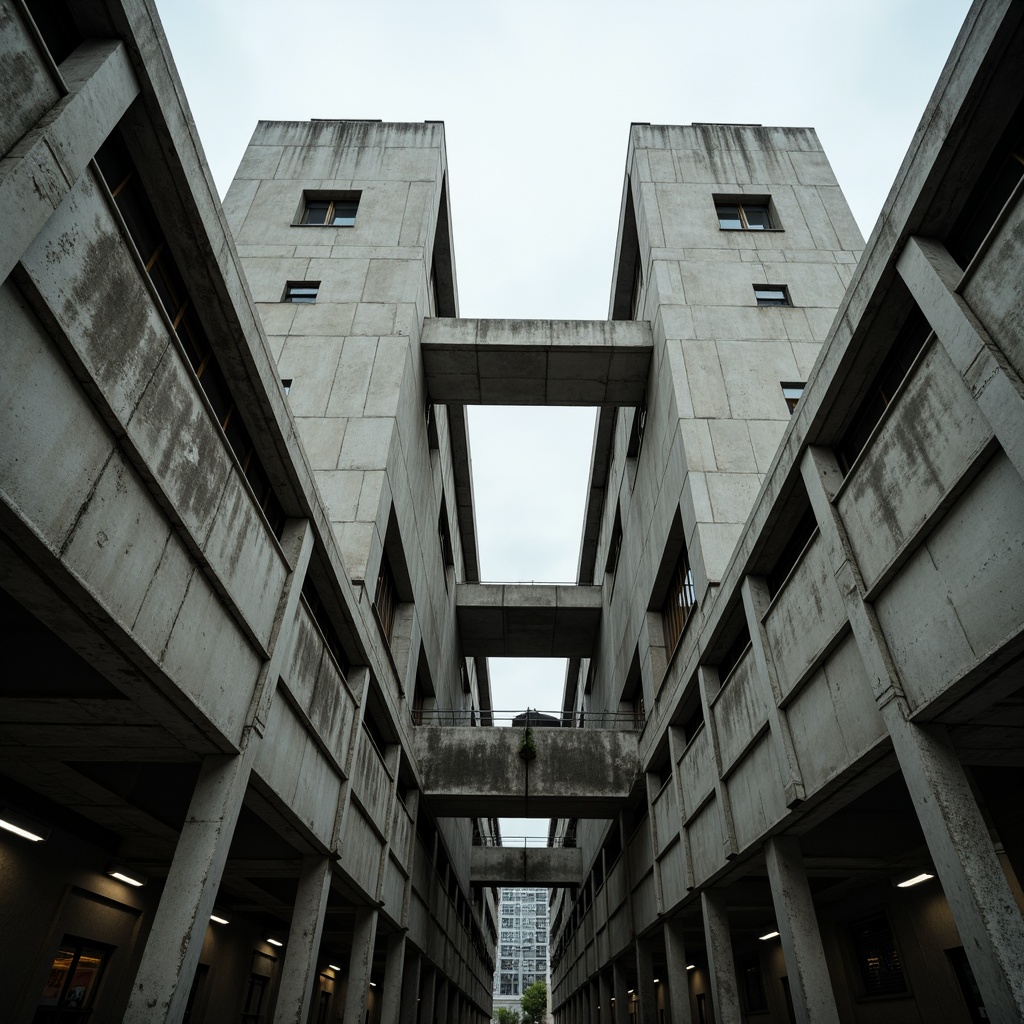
473 835 576 848
414 708 642 730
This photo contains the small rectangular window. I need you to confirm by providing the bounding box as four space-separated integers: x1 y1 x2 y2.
717 199 775 230
755 284 790 306
849 912 907 996
301 195 359 226
781 382 804 413
284 282 319 303
662 550 696 653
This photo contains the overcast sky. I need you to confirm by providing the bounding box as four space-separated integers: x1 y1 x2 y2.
153 0 972 838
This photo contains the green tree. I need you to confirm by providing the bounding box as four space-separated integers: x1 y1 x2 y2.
495 1009 521 1024
521 980 547 1024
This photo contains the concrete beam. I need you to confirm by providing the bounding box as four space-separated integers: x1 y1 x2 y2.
470 845 583 886
456 583 602 657
414 726 639 817
421 318 653 406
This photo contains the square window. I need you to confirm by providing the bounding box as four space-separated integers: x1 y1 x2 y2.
300 195 359 227
754 285 790 306
716 198 777 230
284 282 319 303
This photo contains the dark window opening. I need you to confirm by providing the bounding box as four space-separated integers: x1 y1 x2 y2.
946 102 1024 269
35 935 112 1021
301 576 351 677
662 549 696 654
438 497 455 569
605 508 623 575
25 0 82 64
718 623 752 682
755 284 791 306
766 502 817 599
740 955 769 1013
848 912 907 996
284 282 319 303
94 134 285 538
836 307 931 474
630 259 643 319
281 378 293 395
682 701 704 745
301 196 359 226
627 404 647 460
363 714 388 758
375 552 399 644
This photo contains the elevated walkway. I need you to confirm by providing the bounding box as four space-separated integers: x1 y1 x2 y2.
470 846 583 887
413 725 639 817
420 318 652 406
456 583 602 657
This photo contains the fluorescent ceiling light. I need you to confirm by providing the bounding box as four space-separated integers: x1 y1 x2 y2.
759 930 780 941
267 938 283 947
108 866 146 887
0 815 48 842
210 914 229 925
329 964 341 971
686 964 695 970
897 872 934 888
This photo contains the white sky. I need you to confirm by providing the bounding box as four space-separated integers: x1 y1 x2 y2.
153 0 973 838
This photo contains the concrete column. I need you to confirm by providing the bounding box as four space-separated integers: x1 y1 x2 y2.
897 235 1024 479
635 939 658 1024
379 931 408 1024
802 445 1024 1021
343 907 379 1024
700 890 741 1024
398 947 421 1024
764 837 840 1024
124 519 312 1023
274 855 333 1024
612 959 630 1024
599 969 613 1024
663 918 693 1024
419 964 437 1024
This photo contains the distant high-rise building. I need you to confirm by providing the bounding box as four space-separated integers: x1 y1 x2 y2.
493 888 550 1017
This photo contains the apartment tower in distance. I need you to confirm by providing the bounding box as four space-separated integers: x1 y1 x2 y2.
0 1 1022 1024
493 888 550 1017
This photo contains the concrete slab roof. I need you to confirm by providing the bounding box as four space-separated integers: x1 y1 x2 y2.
456 583 602 657
421 318 653 405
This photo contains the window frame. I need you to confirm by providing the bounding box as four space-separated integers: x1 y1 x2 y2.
298 192 361 227
284 281 320 303
714 195 782 232
754 284 791 306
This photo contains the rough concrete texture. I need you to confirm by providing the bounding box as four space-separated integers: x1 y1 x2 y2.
414 726 640 817
470 846 583 887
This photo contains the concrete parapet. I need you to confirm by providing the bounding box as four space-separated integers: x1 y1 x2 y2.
413 726 640 817
421 317 652 405
470 846 583 886
456 582 602 657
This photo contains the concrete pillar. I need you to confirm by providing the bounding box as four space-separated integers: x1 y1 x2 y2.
700 890 741 1024
274 855 333 1024
802 445 1024 1021
398 947 421 1024
764 838 840 1024
612 959 630 1024
663 918 693 1024
123 751 254 1023
379 931 408 1024
343 908 379 1024
419 965 436 1024
599 969 613 1024
635 939 658 1024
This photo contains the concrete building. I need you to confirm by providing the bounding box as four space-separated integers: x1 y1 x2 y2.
0 2 1022 1024
493 888 549 1018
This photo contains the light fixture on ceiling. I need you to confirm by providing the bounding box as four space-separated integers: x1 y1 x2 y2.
107 864 146 887
0 809 50 843
329 964 341 972
370 981 377 987
759 930 780 941
686 964 695 971
210 909 230 925
897 872 934 888
653 977 660 983
267 937 284 948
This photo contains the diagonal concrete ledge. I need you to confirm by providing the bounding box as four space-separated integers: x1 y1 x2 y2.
470 846 583 887
421 318 653 406
456 583 602 657
413 726 639 817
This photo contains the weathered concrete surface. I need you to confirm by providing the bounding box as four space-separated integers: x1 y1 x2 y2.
414 726 639 816
456 583 602 657
469 846 583 886
421 318 652 405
